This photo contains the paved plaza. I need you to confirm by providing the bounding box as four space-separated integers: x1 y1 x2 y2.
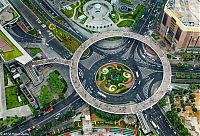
83 0 117 32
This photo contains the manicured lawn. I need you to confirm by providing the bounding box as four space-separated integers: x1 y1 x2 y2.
11 7 19 19
151 34 160 40
5 86 24 109
48 71 67 95
61 1 79 18
3 65 9 86
80 0 91 5
119 4 145 21
39 85 54 106
75 5 83 19
53 16 64 23
90 106 123 121
117 20 134 27
50 24 81 53
0 31 22 61
27 28 38 36
120 0 132 5
109 8 120 24
61 8 74 18
25 48 42 56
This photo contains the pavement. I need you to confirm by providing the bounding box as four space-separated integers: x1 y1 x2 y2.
0 58 6 119
31 58 71 66
5 105 32 117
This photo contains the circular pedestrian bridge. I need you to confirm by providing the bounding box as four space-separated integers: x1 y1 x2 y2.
70 31 171 114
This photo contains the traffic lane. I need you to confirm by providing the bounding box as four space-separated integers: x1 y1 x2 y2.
6 91 78 134
136 0 163 34
8 0 52 41
8 32 41 43
48 38 72 59
9 25 42 43
171 66 200 73
4 96 83 136
42 0 79 32
34 97 85 127
36 98 86 135
144 105 177 136
31 0 86 42
153 106 177 136
79 48 162 104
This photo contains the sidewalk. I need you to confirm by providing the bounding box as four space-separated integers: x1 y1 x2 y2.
0 58 6 119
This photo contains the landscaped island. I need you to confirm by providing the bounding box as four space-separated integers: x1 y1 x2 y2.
96 63 134 94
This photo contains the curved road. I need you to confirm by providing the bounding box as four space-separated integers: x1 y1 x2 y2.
70 31 171 114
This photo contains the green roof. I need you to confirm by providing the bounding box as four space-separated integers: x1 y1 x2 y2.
0 30 22 61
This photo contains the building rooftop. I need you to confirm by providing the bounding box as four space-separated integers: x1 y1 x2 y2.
0 0 8 12
166 0 200 27
0 25 32 64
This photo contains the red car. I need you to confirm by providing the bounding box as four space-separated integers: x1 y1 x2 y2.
27 125 36 132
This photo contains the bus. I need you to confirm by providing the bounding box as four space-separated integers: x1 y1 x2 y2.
97 92 106 98
136 72 139 77
150 120 159 130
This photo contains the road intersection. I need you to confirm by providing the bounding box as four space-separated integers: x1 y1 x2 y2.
70 31 171 114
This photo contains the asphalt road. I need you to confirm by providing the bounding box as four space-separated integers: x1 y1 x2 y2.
4 0 179 135
78 38 163 104
8 0 74 59
3 91 85 135
7 24 42 43
144 104 178 136
30 0 86 42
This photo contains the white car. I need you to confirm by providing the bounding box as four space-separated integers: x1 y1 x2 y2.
41 24 46 28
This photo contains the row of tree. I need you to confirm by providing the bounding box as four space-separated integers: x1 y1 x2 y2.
90 106 123 121
167 110 191 136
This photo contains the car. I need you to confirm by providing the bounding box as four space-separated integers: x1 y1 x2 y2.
27 126 36 132
71 115 76 119
41 24 46 28
55 113 61 117
38 20 42 24
45 106 54 113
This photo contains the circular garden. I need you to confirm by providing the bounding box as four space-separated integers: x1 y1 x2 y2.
96 63 135 94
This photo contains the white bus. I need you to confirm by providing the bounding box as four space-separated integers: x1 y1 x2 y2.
98 92 106 98
150 120 159 130
136 72 139 77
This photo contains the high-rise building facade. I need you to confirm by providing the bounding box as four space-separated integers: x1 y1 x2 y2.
160 0 200 52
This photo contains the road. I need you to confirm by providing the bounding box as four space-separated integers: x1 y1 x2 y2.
144 104 178 136
80 40 163 104
8 0 74 59
7 24 42 43
3 91 85 135
135 0 164 34
4 0 179 135
30 0 86 42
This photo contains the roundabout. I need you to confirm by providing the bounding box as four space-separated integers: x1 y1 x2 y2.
69 31 171 114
